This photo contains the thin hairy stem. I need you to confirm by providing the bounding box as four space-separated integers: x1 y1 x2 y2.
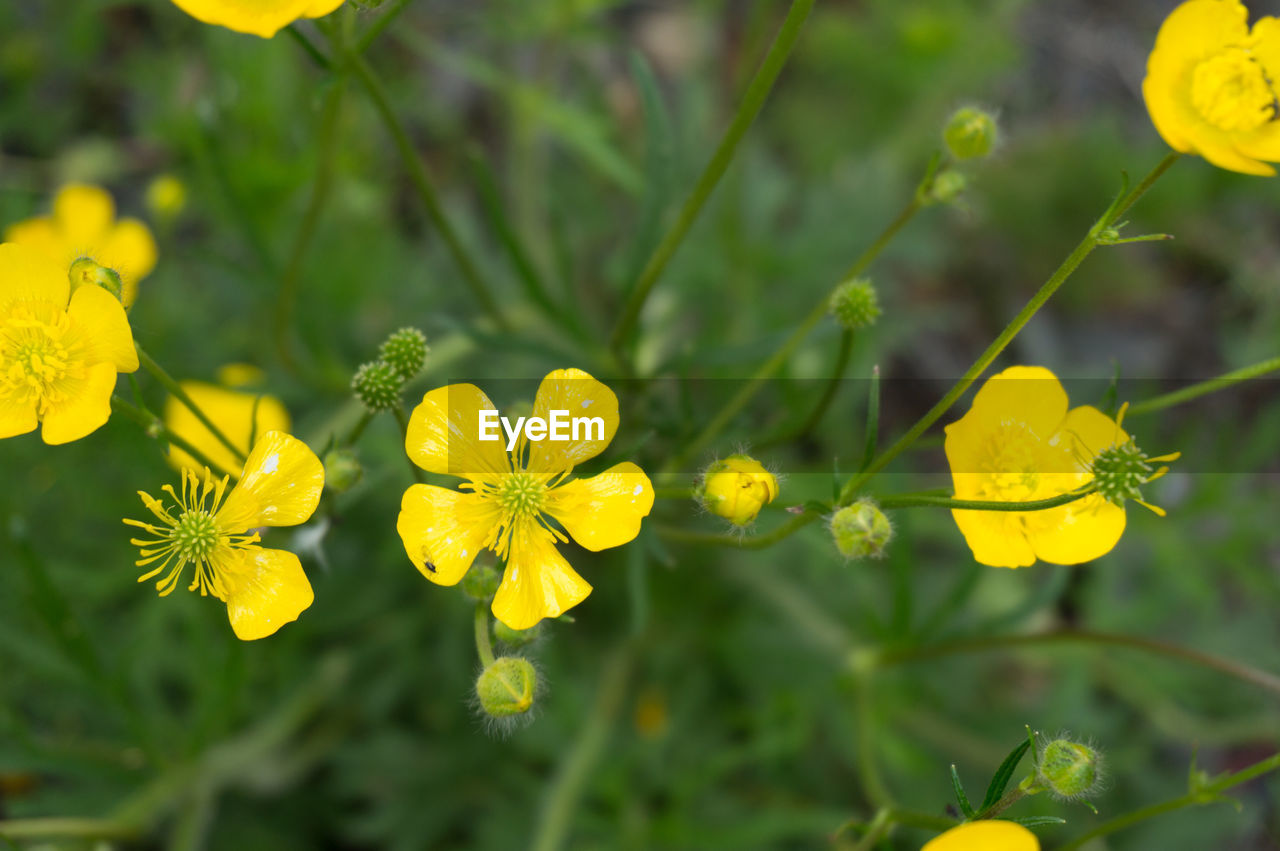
1126 355 1280 416
110 396 239 483
135 345 246 465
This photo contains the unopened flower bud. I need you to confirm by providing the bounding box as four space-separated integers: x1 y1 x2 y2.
475 656 537 719
351 361 402 412
216 363 266 389
494 620 542 648
68 257 123 301
323 449 363 493
829 498 892 559
943 106 998 160
461 564 501 601
1037 738 1104 799
828 277 881 331
698 455 778 526
379 327 429 380
145 174 187 223
925 168 967 205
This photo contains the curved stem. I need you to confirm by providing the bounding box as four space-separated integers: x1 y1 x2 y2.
758 329 855 451
878 629 1280 698
345 51 509 331
1126 355 1280 417
610 0 816 353
655 510 820 549
836 153 1181 506
876 487 1096 512
474 604 496 668
133 347 247 465
285 24 331 69
1056 751 1280 851
110 396 238 482
355 0 412 54
0 817 139 842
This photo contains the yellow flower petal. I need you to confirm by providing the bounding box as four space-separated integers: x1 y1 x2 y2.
170 0 345 38
524 368 620 475
965 365 1068 440
39 361 116 445
405 383 511 479
0 242 71 309
0 396 39 440
217 431 324 532
1150 0 1248 63
98 218 158 306
64 283 138 373
53 184 115 250
223 547 314 641
1059 404 1128 460
491 524 591 630
397 484 500 585
2 218 62 267
545 462 654 552
1027 495 1127 565
921 820 1040 851
164 382 290 477
949 509 1037 568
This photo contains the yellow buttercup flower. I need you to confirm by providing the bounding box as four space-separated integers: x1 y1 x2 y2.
945 366 1142 568
398 368 655 630
164 375 290 477
124 431 324 641
5 184 157 307
170 0 345 38
0 243 138 444
1144 0 1280 175
921 821 1040 851
699 454 778 526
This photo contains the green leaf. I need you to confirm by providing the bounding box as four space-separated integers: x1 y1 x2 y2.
951 764 975 817
981 738 1032 811
1011 816 1067 828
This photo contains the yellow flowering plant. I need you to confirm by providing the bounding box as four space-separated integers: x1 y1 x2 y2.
0 243 138 444
397 369 654 630
124 431 324 640
5 184 157 307
164 374 290 477
170 0 345 38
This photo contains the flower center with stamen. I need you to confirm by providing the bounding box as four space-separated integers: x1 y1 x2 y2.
497 472 545 517
1 306 79 415
1091 440 1156 506
173 510 220 561
1191 48 1277 132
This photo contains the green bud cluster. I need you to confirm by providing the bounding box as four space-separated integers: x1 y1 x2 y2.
1037 737 1104 800
828 278 881 331
475 656 538 720
943 106 998 160
379 327 429 380
351 361 402 412
829 499 892 559
1091 439 1156 506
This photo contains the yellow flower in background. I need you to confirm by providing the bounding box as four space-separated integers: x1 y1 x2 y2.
170 0 345 38
5 184 157 307
124 431 324 641
1144 0 1280 175
398 369 655 630
0 243 138 444
944 366 1132 568
921 821 1040 851
164 372 290 477
698 454 778 526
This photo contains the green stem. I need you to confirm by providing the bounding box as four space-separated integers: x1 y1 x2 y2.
276 69 348 372
758 329 854 450
530 645 634 851
345 51 509 330
610 0 816 352
972 786 1026 820
0 818 138 841
474 604 496 668
876 487 1096 512
1056 751 1280 851
878 629 1280 698
285 24 331 69
354 0 413 54
655 511 820 549
110 396 238 482
344 410 376 446
392 407 426 483
853 674 892 808
134 348 247 464
836 153 1181 506
1126 355 1280 417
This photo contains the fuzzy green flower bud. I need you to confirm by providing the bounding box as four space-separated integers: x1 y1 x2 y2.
828 277 882 331
943 106 998 160
323 449 363 493
379 327 429 380
926 168 968 205
698 454 778 526
461 564 501 601
1037 738 1104 799
476 656 537 719
494 620 543 648
68 257 123 301
351 361 402 412
829 498 892 559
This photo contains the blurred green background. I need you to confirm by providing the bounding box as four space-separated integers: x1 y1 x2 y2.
2 0 1278 848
